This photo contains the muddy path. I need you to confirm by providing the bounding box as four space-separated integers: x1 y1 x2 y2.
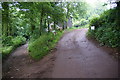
2 28 118 78
52 28 118 78
2 43 55 78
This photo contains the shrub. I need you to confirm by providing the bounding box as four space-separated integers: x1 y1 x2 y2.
100 9 117 23
89 17 100 28
2 36 26 58
28 31 63 60
88 14 100 20
74 19 89 27
88 8 120 48
2 36 13 46
95 27 104 41
1 46 14 58
30 29 41 41
12 36 26 47
80 19 89 26
87 29 95 38
94 27 120 47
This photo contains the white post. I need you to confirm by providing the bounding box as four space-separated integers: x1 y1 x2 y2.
91 26 95 30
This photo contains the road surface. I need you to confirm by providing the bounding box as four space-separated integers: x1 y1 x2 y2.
3 28 118 78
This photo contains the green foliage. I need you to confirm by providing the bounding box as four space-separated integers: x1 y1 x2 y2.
100 9 117 23
88 8 120 48
2 36 13 46
2 36 26 47
90 9 118 28
89 17 100 28
1 2 94 60
73 18 89 27
68 24 89 31
85 0 107 20
88 14 100 20
80 19 89 26
28 31 63 60
1 46 14 58
94 27 120 47
1 36 26 58
87 29 95 38
12 36 26 47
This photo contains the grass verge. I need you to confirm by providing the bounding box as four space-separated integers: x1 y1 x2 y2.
1 36 26 58
28 31 64 60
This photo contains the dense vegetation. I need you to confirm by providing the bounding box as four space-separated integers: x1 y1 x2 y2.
1 2 88 59
88 1 120 48
73 0 107 27
28 31 63 59
1 1 119 60
1 36 26 58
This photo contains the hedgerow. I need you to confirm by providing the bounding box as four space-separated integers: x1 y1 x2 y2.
88 8 120 48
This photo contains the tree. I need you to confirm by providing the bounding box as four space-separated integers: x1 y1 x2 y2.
2 2 9 36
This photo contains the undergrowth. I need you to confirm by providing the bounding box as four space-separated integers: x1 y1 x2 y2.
87 7 120 48
28 31 64 60
1 36 26 58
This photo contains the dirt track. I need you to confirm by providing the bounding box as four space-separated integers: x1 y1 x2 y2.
3 28 118 78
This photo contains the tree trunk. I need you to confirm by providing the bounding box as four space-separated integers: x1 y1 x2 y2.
116 1 120 8
54 21 56 30
2 2 9 36
40 11 43 35
44 18 46 28
48 19 50 33
66 2 70 29
62 22 64 30
116 1 120 27
65 21 67 29
30 18 35 34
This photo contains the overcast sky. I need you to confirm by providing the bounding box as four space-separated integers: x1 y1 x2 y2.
85 0 117 9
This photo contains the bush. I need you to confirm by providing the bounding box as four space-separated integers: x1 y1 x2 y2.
74 19 89 27
80 19 89 26
2 36 13 46
88 8 120 48
89 17 100 28
2 36 26 58
87 29 95 38
30 29 41 41
28 31 63 60
1 46 14 58
89 9 117 29
88 14 100 20
100 9 117 23
12 36 26 47
95 27 120 47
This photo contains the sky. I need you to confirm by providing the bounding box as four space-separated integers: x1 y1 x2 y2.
85 0 117 9
85 0 107 4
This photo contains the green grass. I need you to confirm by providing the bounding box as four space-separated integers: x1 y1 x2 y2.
12 36 26 47
28 31 64 60
1 46 14 58
1 36 26 58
